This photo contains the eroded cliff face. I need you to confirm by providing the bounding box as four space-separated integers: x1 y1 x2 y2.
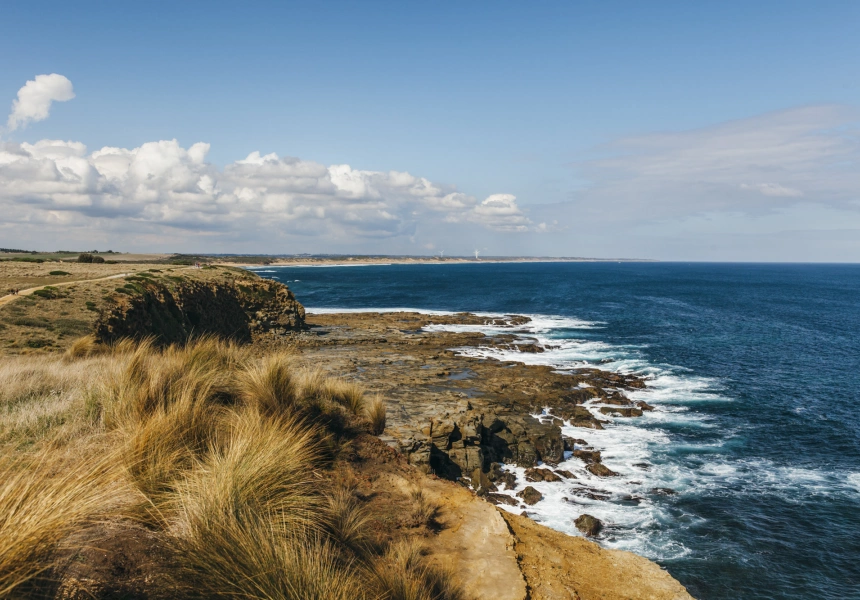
94 275 305 344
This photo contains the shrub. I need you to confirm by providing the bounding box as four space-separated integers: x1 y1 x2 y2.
77 253 94 263
92 256 105 263
48 270 70 276
32 287 66 300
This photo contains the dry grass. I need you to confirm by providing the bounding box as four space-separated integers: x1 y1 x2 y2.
0 452 123 596
0 336 458 599
369 539 463 600
366 394 387 435
410 487 440 528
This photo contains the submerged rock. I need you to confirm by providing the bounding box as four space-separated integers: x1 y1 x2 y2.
517 486 544 505
574 514 603 537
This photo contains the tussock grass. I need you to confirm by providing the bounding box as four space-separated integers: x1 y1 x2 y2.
0 452 122 596
0 336 458 599
410 488 440 528
366 394 387 435
236 352 298 415
369 539 463 600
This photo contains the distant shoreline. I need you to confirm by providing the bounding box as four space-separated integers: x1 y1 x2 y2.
222 256 655 268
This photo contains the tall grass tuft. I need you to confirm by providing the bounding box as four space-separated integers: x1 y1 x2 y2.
369 539 463 600
0 453 120 597
366 394 387 435
325 378 366 416
0 336 464 598
236 352 298 415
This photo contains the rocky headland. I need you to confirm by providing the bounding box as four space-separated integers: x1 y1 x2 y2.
0 263 693 599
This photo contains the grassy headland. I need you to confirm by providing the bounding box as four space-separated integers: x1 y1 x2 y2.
0 261 693 600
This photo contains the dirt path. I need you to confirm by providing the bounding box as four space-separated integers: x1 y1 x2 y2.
0 272 135 307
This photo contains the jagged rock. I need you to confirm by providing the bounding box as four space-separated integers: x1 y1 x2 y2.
557 405 604 429
563 436 588 451
598 406 643 417
487 462 517 489
573 449 602 464
471 467 497 495
635 401 655 411
574 514 603 537
517 486 543 505
485 493 518 506
512 442 539 468
524 468 562 483
650 487 677 496
554 469 576 479
586 463 619 477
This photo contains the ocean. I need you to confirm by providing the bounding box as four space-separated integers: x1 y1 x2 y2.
251 262 860 600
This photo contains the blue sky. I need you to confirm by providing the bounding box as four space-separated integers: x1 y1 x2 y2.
1 1 859 260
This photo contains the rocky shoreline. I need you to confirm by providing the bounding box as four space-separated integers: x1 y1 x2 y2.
287 310 660 536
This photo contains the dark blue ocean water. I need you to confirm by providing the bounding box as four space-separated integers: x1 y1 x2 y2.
253 262 860 600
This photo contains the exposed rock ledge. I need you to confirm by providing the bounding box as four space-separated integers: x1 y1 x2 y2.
94 273 305 344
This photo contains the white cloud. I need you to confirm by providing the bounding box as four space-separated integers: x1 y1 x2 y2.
0 138 535 245
569 105 860 222
7 74 75 131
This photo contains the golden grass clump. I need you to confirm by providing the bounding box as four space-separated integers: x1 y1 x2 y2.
0 453 121 597
366 394 387 435
369 539 463 600
0 335 459 599
324 378 366 415
172 407 326 532
236 352 298 415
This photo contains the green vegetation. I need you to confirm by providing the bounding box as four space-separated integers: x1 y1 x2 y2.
48 271 70 276
31 287 69 300
77 253 105 264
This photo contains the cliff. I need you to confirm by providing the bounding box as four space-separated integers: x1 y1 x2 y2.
93 270 305 344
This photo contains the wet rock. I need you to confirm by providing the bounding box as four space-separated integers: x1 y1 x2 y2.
554 469 576 479
529 422 565 465
515 343 544 353
516 486 544 506
633 462 651 470
598 406 643 418
650 487 677 496
569 488 611 501
563 436 588 451
524 468 562 483
573 449 602 464
635 400 655 411
574 514 603 537
586 463 619 477
558 406 604 429
487 462 517 490
485 493 518 506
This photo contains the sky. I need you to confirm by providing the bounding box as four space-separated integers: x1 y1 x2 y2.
1 0 859 261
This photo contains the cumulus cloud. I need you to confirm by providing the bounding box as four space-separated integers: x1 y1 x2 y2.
0 138 535 244
6 74 75 131
569 105 860 222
